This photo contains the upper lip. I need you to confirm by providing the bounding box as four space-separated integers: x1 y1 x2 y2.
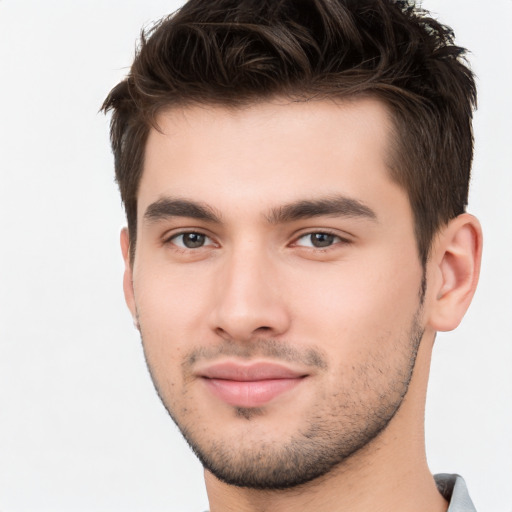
196 361 308 381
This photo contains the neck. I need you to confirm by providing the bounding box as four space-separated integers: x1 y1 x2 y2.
204 335 447 512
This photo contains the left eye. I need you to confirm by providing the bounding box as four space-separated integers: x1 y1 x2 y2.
295 232 342 248
169 232 214 249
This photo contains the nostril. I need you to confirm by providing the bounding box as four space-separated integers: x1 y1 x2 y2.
256 326 272 332
214 327 228 338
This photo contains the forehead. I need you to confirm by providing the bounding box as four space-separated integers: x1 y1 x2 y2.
138 97 400 217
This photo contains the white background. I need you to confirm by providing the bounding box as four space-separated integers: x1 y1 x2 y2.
0 1 510 511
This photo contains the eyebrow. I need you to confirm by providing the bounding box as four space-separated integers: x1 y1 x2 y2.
266 196 377 224
144 197 222 224
143 195 377 226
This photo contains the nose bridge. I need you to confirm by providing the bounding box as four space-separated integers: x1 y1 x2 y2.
210 238 289 341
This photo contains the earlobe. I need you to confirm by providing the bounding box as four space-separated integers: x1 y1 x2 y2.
427 214 482 332
120 228 139 329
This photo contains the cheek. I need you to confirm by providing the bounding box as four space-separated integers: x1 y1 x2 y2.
286 251 422 353
135 260 210 326
132 266 213 379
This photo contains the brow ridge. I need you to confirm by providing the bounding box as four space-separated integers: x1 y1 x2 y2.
143 197 222 224
143 195 377 226
266 196 377 224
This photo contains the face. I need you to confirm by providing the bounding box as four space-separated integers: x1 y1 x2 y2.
124 98 426 489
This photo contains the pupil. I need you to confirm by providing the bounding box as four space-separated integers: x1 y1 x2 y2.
184 233 205 248
312 233 334 247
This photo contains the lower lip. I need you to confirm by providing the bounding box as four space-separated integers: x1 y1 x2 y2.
202 377 304 408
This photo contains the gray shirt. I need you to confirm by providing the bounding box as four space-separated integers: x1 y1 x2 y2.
435 474 477 512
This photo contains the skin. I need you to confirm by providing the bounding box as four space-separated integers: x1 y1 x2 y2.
121 97 482 512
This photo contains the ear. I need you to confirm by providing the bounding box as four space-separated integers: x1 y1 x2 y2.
427 213 482 332
120 228 139 329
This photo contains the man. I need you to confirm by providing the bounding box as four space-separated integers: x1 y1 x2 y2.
102 0 482 510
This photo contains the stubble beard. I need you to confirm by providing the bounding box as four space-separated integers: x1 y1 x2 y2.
141 308 424 490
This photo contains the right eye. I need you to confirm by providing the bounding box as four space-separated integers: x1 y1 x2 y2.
168 232 214 249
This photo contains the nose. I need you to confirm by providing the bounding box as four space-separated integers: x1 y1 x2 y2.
208 243 291 342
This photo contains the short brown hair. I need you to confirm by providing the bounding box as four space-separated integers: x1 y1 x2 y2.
102 0 476 265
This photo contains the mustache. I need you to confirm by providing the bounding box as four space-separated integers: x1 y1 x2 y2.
181 338 328 372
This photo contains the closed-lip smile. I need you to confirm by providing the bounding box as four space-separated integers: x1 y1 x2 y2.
196 361 309 408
